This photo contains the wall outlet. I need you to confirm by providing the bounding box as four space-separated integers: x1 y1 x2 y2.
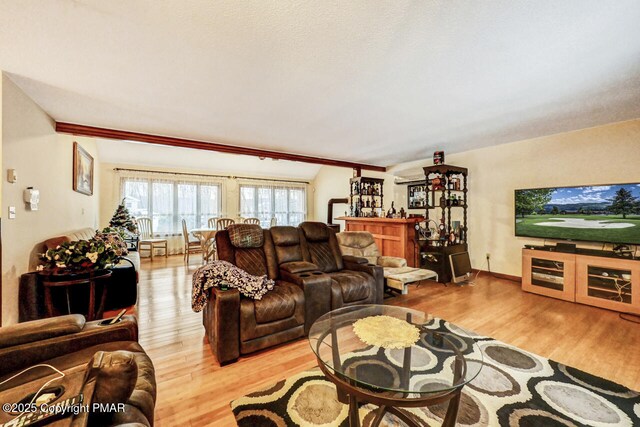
486 253 491 260
8 206 16 219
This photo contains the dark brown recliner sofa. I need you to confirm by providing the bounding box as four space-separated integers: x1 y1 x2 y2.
203 226 331 364
202 223 383 364
0 315 156 426
270 226 332 330
298 222 384 308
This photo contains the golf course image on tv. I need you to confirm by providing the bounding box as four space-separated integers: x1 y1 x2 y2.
515 183 640 245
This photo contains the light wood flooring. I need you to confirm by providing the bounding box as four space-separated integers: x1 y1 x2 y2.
137 255 640 426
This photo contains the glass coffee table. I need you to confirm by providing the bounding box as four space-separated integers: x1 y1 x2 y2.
308 305 482 427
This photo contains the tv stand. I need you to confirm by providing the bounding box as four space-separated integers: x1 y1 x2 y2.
524 245 637 260
522 247 640 314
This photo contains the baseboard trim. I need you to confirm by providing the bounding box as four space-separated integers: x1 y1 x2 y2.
472 269 522 283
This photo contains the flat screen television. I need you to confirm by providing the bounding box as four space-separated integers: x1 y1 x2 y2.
515 183 640 245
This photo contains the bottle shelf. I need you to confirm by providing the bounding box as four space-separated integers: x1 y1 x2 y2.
416 164 468 284
349 176 385 218
425 204 468 209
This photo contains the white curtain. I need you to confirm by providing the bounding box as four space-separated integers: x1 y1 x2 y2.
238 179 307 228
116 170 225 255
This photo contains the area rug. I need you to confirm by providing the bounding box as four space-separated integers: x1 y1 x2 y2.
231 318 640 426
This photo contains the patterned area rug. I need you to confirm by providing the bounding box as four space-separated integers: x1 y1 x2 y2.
231 318 640 426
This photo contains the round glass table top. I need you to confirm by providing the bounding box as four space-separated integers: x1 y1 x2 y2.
308 305 483 395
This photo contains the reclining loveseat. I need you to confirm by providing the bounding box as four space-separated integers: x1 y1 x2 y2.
202 222 383 364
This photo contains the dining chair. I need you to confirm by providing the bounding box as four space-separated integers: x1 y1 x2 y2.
270 217 277 227
182 219 202 264
137 217 168 260
243 217 260 225
207 217 217 228
216 218 235 230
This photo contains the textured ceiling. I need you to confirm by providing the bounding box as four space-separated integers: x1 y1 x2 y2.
1 1 640 167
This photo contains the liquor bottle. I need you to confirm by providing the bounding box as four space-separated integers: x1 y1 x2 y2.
387 201 396 218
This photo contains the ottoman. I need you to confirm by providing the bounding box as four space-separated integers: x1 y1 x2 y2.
385 267 438 295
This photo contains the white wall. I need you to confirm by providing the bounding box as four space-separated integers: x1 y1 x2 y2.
1 74 100 325
388 119 640 277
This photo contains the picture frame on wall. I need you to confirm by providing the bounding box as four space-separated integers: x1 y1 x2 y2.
73 142 94 195
407 183 427 209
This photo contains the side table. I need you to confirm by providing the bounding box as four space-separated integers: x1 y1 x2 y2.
42 271 112 321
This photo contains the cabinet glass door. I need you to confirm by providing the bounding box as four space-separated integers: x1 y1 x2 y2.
575 256 639 313
586 266 632 304
531 258 565 291
522 250 575 302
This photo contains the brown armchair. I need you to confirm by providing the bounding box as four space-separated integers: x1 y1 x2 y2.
298 222 384 309
204 224 329 364
0 315 156 426
336 231 407 269
337 231 438 294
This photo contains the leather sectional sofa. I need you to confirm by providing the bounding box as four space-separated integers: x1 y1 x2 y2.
0 314 156 426
203 222 383 364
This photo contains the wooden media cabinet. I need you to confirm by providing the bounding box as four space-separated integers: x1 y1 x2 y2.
522 247 640 314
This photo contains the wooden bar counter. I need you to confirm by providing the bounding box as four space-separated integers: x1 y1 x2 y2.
337 217 423 267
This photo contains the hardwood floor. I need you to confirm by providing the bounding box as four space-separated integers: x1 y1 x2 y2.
137 255 640 426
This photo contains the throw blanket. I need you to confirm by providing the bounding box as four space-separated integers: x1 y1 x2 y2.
191 260 275 312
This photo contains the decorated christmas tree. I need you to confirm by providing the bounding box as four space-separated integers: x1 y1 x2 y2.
108 199 138 235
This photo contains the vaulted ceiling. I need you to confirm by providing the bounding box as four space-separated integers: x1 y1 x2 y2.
1 1 639 167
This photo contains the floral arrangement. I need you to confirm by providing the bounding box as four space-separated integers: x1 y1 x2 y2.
94 231 129 257
38 234 126 274
99 226 127 241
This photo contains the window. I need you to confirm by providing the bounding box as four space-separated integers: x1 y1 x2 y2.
121 177 222 234
240 184 306 227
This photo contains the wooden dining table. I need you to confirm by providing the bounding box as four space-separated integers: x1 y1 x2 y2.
190 227 218 263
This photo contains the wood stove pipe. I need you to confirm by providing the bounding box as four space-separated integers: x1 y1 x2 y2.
327 198 349 225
